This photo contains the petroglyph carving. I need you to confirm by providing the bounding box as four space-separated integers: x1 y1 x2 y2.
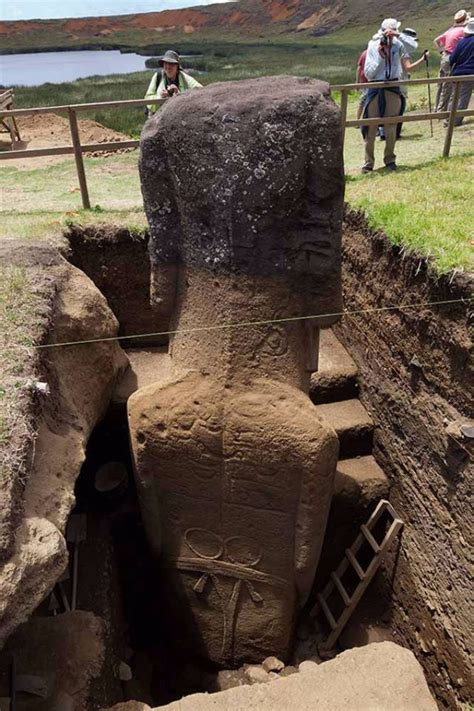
129 76 344 664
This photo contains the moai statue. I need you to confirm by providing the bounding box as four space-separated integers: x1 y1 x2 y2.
129 76 344 665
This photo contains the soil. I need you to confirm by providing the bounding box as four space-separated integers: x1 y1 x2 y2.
1 214 471 709
0 113 134 169
337 208 473 709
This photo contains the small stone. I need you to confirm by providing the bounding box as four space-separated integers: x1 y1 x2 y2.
279 665 299 678
118 661 132 682
244 665 270 684
298 660 319 674
262 656 285 673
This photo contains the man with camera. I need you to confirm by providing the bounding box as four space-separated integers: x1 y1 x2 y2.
361 19 406 173
145 50 202 115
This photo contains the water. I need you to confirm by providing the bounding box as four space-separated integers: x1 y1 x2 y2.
0 50 153 87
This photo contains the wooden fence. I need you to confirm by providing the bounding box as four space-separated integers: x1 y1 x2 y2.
0 75 472 209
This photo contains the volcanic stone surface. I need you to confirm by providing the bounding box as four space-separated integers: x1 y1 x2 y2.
130 76 344 666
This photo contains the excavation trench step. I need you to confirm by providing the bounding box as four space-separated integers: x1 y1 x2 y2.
314 399 374 458
334 455 389 508
310 329 359 404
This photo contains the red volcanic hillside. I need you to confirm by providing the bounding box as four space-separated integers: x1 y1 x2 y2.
0 0 460 49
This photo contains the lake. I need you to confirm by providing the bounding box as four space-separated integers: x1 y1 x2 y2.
0 50 154 87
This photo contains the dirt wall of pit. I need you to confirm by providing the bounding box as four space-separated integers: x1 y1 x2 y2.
337 210 473 709
66 226 168 347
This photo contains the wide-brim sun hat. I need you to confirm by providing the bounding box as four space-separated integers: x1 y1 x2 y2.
403 27 418 39
159 50 180 66
465 17 474 34
454 9 469 24
381 18 401 31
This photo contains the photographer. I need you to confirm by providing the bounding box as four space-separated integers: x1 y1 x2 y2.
362 19 406 173
145 50 202 115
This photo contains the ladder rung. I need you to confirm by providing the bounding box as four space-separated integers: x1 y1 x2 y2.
331 572 351 605
317 594 337 630
345 549 365 579
361 524 380 553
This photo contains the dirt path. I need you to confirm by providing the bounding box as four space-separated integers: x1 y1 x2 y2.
0 113 133 169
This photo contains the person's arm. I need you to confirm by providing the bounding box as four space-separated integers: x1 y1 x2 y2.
403 52 428 72
145 73 158 100
145 73 166 113
433 32 445 51
182 73 203 90
364 41 384 81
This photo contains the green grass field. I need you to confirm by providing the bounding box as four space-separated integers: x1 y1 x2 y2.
2 24 473 273
11 17 452 136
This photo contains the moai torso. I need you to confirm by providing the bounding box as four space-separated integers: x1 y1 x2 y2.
129 76 344 665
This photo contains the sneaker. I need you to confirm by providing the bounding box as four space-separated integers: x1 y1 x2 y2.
385 162 397 171
361 165 373 174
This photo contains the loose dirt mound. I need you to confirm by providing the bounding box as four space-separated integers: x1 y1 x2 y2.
0 113 133 169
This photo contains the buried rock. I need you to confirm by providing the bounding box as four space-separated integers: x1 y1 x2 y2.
129 76 344 665
103 642 437 711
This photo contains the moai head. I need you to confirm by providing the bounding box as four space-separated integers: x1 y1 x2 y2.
140 76 344 389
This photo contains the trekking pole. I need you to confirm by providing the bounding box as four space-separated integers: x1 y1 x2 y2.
424 51 434 137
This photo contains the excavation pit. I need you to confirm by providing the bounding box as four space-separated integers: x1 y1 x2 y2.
0 214 471 710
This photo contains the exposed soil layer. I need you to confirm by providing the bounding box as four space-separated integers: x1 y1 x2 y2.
0 240 127 649
0 114 133 169
66 225 168 347
1 214 471 708
337 209 473 709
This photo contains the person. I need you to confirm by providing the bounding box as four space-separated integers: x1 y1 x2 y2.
356 49 369 120
447 17 474 126
400 28 429 99
145 49 202 114
377 29 428 140
433 10 470 112
362 18 406 173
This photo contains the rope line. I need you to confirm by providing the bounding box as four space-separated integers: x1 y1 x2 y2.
32 297 472 350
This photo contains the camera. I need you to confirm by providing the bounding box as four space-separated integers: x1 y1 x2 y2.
380 34 389 47
166 87 175 97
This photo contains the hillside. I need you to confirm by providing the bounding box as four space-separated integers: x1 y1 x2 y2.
0 0 460 53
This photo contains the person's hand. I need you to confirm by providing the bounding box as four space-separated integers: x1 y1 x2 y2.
423 50 430 59
167 85 179 96
160 89 169 98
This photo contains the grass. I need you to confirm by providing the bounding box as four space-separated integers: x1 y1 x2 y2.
0 264 45 480
10 16 451 137
2 29 473 273
346 154 474 272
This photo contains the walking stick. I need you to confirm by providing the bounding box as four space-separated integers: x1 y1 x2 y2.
424 51 434 137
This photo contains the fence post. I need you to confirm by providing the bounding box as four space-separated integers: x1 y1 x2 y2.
340 88 348 147
67 107 91 209
443 80 461 159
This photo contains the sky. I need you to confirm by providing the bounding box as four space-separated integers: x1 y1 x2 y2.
1 0 234 21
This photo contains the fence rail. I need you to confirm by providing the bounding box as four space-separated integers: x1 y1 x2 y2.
0 75 472 209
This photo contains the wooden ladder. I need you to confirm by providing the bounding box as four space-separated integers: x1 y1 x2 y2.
311 498 403 652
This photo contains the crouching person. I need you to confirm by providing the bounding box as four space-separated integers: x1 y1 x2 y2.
362 19 406 173
145 50 202 115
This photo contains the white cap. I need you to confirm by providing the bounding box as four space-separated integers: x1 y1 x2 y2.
465 17 474 34
381 18 401 31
